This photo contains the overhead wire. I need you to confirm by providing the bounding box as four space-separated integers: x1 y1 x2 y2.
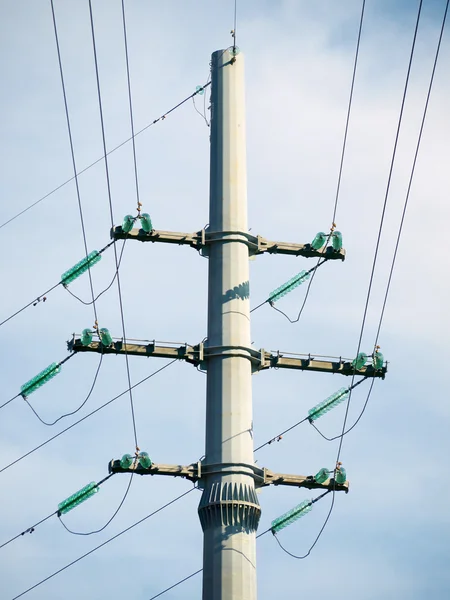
1 352 75 411
0 473 114 550
0 239 115 329
373 0 449 348
88 0 139 451
273 0 425 562
23 353 104 426
58 473 133 536
50 0 98 324
0 359 178 475
10 487 196 600
253 0 366 324
0 84 211 232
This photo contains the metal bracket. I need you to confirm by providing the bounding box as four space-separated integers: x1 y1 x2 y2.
110 226 345 261
108 460 349 493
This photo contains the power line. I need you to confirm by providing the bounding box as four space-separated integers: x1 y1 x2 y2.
335 0 423 468
311 378 375 441
332 0 365 224
0 359 178 475
58 473 133 536
88 0 139 451
10 487 196 600
0 473 114 550
50 0 98 323
64 240 127 306
0 84 211 232
1 353 75 411
254 0 366 325
23 353 103 426
0 239 115 329
120 0 142 211
374 0 449 347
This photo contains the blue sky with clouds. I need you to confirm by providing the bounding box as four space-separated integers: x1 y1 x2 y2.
1 1 449 598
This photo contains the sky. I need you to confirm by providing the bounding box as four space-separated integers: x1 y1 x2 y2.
0 0 449 598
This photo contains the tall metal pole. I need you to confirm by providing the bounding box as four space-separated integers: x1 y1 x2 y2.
198 49 260 600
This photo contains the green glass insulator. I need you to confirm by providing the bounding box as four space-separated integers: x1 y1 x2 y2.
373 352 384 370
335 467 347 484
332 231 343 251
140 213 153 233
139 452 152 468
271 499 313 533
58 482 99 515
122 215 134 233
120 454 133 469
311 232 327 250
308 387 349 421
195 85 205 95
61 251 102 286
268 270 311 304
81 329 93 346
20 363 61 398
99 328 113 347
314 468 330 484
352 352 367 370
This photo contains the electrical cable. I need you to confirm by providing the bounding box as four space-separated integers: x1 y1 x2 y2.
254 377 369 451
23 353 103 426
311 378 375 441
1 353 75 411
147 526 273 600
58 473 133 536
249 259 328 315
269 258 328 323
50 0 98 324
120 0 141 211
0 359 178 475
0 239 115 329
88 0 139 450
0 473 114 550
64 240 127 306
260 0 365 325
264 2 424 564
10 487 196 600
0 84 211 233
373 0 449 348
334 0 423 467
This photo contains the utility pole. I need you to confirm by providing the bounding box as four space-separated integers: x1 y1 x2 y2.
198 48 259 599
67 46 386 600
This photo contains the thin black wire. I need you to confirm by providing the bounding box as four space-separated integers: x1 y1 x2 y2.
64 240 127 305
233 0 238 52
250 259 327 316
269 259 328 323
254 377 369 452
59 473 133 536
374 0 449 347
23 353 103 426
0 84 210 232
147 527 273 600
310 378 375 441
0 359 178 475
0 473 114 551
11 487 196 600
0 282 60 328
332 0 366 224
1 353 76 411
50 0 98 323
335 0 423 469
0 239 115 329
88 0 138 450
120 0 141 209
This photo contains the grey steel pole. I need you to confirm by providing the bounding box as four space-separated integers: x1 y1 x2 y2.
198 49 260 600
